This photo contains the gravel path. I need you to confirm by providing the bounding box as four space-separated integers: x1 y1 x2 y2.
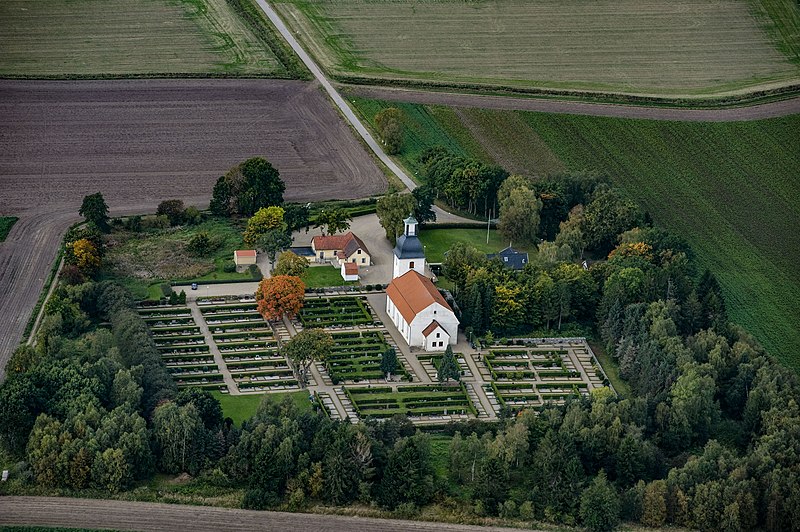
343 85 800 122
0 496 535 532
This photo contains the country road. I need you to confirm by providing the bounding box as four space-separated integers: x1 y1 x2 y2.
254 0 417 191
344 85 800 122
0 496 536 532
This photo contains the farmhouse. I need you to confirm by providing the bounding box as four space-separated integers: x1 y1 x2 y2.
312 232 371 265
386 270 458 351
233 250 257 272
488 246 528 270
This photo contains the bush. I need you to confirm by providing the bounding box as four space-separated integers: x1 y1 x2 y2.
248 264 262 280
184 206 202 225
125 215 142 232
160 283 172 297
365 284 373 291
142 214 170 230
223 261 237 273
156 199 186 226
187 232 212 256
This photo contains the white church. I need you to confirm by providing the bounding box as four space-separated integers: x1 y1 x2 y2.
386 216 459 351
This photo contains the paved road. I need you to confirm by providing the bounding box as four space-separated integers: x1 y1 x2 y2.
0 496 536 531
255 0 417 190
344 85 800 122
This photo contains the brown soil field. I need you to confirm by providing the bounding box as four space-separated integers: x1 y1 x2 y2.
0 496 535 531
0 79 385 375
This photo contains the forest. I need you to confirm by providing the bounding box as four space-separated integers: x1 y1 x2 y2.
0 170 798 532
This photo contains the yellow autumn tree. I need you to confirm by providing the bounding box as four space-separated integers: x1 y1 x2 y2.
243 206 286 247
70 238 101 273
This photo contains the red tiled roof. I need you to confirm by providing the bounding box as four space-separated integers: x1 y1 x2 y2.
422 320 443 337
386 270 452 324
234 250 257 257
312 232 370 257
344 262 359 275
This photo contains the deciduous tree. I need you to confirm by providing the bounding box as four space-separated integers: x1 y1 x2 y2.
498 185 542 246
156 199 186 226
580 470 621 532
282 328 332 386
79 192 110 232
376 193 415 244
375 107 404 155
314 207 351 236
244 206 286 247
257 229 292 272
255 275 305 321
274 251 308 278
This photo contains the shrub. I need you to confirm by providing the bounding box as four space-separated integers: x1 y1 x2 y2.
160 283 172 297
365 284 373 291
156 199 186 226
126 215 142 232
223 261 237 273
248 264 262 280
183 206 202 225
142 214 170 230
187 232 212 256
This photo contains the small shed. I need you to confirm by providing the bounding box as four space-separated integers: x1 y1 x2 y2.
341 261 359 281
234 250 257 272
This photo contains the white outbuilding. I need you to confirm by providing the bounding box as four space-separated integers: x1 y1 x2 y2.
385 270 458 351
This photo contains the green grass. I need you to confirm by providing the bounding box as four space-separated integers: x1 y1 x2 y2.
103 218 249 299
0 217 18 242
211 390 312 425
419 228 531 264
590 342 631 398
0 0 294 77
302 265 357 288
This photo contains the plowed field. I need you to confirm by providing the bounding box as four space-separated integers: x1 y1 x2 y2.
0 79 385 375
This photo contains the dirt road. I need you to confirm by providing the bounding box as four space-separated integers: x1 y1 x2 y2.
0 496 535 531
344 85 800 122
0 78 386 377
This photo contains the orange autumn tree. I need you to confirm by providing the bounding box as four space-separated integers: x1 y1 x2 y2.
255 275 306 321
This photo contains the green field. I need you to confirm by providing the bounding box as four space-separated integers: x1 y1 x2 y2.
0 217 19 242
211 390 312 425
419 228 530 264
275 0 799 95
349 97 800 369
0 0 300 77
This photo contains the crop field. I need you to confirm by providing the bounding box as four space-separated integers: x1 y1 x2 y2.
345 384 475 419
520 113 800 368
349 95 800 368
0 0 298 77
275 0 798 94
